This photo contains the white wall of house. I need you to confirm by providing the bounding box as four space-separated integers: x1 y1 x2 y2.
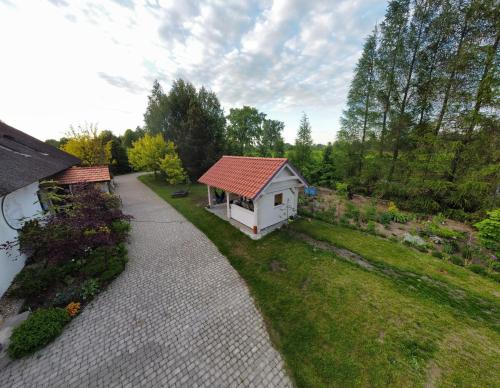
256 165 302 230
257 188 297 230
0 182 42 298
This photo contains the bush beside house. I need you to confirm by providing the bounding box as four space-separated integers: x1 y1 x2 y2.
2 184 130 358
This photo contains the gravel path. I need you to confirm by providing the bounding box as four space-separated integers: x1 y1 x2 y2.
0 173 292 387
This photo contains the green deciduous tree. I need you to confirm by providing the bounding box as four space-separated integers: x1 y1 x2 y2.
99 130 130 174
121 127 145 149
62 124 111 166
226 106 266 155
142 79 225 179
128 134 167 176
159 142 186 184
474 209 500 252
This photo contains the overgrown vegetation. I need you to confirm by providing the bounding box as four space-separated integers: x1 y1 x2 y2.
1 185 130 357
298 189 499 282
140 176 500 387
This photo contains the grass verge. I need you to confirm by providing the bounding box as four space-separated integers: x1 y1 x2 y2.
139 175 500 387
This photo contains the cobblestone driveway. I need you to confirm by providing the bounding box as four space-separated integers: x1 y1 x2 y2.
0 173 292 387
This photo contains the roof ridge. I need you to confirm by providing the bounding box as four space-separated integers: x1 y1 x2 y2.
222 155 287 161
69 165 109 169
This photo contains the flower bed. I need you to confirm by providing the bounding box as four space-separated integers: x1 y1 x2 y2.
1 184 131 358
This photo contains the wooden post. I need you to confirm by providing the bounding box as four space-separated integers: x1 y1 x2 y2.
253 198 259 233
226 191 231 219
207 185 212 208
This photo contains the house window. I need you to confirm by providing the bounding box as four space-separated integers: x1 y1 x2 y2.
36 190 51 213
274 193 283 206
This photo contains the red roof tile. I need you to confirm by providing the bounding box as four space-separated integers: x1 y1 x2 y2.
53 166 111 185
198 156 288 199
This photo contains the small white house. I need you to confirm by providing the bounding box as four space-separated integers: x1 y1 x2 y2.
198 156 307 238
0 121 79 298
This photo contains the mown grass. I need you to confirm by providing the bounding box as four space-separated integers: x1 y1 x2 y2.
139 175 500 387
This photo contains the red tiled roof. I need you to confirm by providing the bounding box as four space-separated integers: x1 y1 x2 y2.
198 156 288 199
53 166 111 185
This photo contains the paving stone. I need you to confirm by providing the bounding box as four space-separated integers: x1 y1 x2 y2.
0 173 292 387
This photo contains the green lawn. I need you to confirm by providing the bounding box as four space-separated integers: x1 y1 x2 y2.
139 175 500 388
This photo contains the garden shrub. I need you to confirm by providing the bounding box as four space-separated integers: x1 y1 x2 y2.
363 204 377 222
52 285 81 307
110 219 131 237
10 266 65 299
461 245 474 260
489 261 500 273
468 264 487 275
315 206 336 224
335 182 348 198
487 272 500 283
366 221 376 234
339 215 350 226
100 256 128 282
432 213 446 225
386 202 410 224
442 241 459 255
431 251 444 259
474 209 500 252
345 202 360 223
82 249 107 277
81 279 100 300
450 256 464 266
424 223 464 239
8 308 70 359
2 184 130 268
379 212 392 226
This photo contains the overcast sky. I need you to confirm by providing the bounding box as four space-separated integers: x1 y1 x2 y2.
0 0 386 144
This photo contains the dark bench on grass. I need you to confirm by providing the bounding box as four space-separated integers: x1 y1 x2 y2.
171 190 189 198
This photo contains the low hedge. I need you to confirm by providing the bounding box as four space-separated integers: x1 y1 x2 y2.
8 308 71 359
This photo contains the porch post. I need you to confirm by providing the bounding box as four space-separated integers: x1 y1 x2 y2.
226 191 231 219
207 185 212 208
253 198 259 234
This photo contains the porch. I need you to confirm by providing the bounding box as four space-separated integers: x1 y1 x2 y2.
205 203 285 240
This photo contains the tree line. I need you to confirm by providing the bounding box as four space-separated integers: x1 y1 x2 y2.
333 0 499 219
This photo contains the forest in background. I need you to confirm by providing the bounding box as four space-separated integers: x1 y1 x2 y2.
336 0 499 221
46 0 499 222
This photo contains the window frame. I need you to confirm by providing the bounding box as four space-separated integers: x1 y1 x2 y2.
274 192 283 207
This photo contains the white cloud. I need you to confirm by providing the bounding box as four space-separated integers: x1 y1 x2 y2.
0 0 386 143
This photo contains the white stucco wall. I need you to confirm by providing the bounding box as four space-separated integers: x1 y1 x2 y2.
253 164 304 231
257 187 297 230
0 182 42 298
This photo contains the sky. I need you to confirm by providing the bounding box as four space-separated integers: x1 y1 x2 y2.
0 0 387 144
